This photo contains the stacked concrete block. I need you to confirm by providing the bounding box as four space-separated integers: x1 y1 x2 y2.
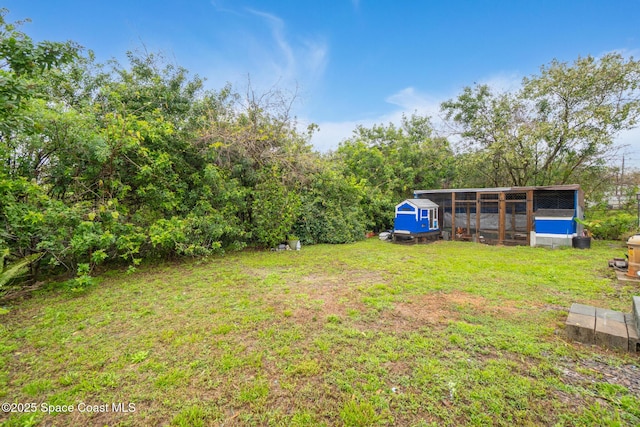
566 303 596 344
625 314 639 353
630 296 640 352
565 298 640 354
595 308 628 350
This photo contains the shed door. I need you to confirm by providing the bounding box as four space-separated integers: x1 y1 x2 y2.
430 208 438 229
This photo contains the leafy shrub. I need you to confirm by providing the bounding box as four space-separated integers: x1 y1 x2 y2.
64 263 95 291
293 170 365 245
149 214 229 257
586 211 638 240
251 168 301 248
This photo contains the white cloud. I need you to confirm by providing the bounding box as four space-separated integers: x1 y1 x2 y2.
477 72 522 93
245 9 295 83
309 120 362 152
614 127 640 169
243 8 328 92
385 87 438 111
308 72 525 153
302 38 328 82
209 0 240 15
383 86 445 126
310 86 448 152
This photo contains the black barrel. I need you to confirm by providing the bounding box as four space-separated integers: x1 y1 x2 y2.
572 236 591 249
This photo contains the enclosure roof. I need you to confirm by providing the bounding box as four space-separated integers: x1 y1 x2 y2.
398 198 438 209
414 184 581 195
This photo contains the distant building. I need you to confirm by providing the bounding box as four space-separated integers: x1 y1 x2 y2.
602 186 636 209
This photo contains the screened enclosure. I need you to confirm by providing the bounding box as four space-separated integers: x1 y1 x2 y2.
414 185 583 246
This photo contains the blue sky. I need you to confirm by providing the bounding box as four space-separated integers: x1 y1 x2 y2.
4 0 640 165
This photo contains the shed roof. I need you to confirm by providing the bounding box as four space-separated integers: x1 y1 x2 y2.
414 184 581 195
397 198 438 209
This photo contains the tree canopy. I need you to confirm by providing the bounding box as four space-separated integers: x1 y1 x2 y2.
335 114 455 230
442 53 640 191
1 9 639 289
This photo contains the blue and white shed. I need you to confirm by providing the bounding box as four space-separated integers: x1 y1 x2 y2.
393 199 440 235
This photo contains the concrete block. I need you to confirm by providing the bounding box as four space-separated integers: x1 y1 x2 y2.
595 307 626 322
566 304 596 344
625 313 640 353
595 308 628 350
535 236 573 248
570 303 596 317
633 296 640 333
615 270 640 285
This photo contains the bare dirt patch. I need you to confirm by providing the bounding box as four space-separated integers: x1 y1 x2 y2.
388 291 521 330
262 269 386 322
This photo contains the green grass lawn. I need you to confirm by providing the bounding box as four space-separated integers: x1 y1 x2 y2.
1 239 639 426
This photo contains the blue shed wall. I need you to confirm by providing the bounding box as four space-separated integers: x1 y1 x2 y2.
535 219 576 235
394 213 431 233
396 202 415 212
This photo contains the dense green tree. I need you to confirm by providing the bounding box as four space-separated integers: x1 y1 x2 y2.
293 167 366 244
0 11 81 281
334 113 454 230
250 166 301 248
0 9 79 134
442 53 640 191
338 114 454 197
0 20 361 287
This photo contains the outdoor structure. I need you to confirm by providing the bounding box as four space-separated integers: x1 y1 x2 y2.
413 185 584 247
393 198 440 242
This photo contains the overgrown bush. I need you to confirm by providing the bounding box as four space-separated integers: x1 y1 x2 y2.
586 211 638 240
250 168 301 248
294 170 366 245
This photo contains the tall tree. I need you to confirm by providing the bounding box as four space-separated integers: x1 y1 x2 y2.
337 114 454 197
442 53 640 190
0 10 78 133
